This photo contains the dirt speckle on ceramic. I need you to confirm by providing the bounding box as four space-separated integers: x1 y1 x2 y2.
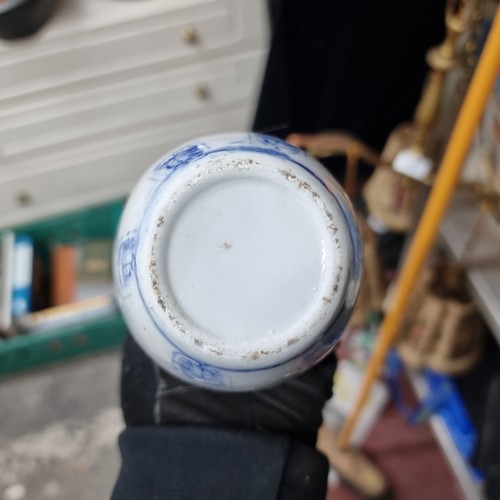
114 133 362 391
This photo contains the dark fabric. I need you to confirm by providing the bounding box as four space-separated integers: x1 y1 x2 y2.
120 335 157 427
0 0 55 40
116 335 335 499
282 440 330 500
253 0 446 152
111 427 328 500
482 373 500 500
121 334 337 448
152 354 336 449
463 332 500 499
253 0 291 138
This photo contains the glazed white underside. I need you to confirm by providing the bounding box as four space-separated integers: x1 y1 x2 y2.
142 150 351 368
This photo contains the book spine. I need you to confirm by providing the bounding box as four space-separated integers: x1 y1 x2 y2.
11 234 34 318
51 245 77 306
0 231 15 331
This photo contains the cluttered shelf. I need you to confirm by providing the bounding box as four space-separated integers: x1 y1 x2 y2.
440 192 500 345
406 368 484 500
0 200 126 376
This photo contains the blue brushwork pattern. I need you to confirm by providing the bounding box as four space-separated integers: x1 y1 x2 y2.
248 133 302 156
172 351 225 387
153 134 302 176
118 231 137 289
155 144 207 172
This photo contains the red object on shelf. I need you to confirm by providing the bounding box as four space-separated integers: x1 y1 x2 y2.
51 245 77 306
327 402 462 499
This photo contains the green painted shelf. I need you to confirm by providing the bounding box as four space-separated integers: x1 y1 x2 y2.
0 199 127 377
0 312 128 377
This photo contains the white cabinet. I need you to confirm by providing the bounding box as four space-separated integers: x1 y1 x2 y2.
0 0 269 227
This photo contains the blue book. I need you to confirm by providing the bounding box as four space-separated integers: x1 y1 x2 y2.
12 234 34 318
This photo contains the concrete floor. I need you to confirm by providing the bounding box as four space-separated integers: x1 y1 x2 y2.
0 351 123 500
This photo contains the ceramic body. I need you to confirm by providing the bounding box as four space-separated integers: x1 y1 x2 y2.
114 133 362 391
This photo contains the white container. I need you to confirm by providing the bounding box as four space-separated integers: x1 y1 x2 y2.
114 133 362 391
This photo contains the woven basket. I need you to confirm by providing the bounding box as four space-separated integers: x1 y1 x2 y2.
363 124 422 233
397 259 484 375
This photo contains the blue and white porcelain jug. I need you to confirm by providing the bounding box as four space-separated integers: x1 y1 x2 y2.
114 133 362 391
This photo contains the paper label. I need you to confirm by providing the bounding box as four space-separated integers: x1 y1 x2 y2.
393 149 433 181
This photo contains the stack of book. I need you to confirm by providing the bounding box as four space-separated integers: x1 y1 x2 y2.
0 232 116 337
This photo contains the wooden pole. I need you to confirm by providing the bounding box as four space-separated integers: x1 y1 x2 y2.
338 5 500 449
